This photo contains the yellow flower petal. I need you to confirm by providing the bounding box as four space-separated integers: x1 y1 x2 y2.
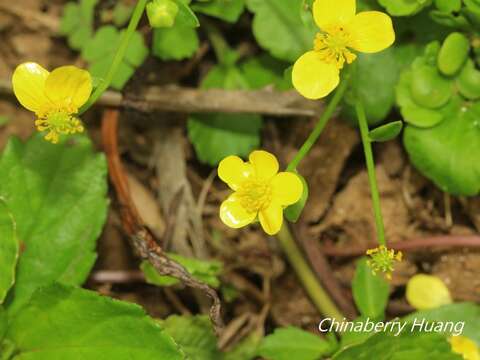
220 193 256 229
259 202 283 235
12 62 51 114
406 274 452 310
346 11 395 53
271 172 303 206
249 150 279 181
292 51 340 100
218 155 254 191
313 0 356 29
45 65 92 110
450 336 480 360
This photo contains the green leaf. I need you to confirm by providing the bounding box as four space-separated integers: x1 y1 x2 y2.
435 0 462 12
352 258 389 319
339 316 376 349
141 253 223 288
59 0 98 51
369 121 403 142
403 100 480 196
0 306 6 341
240 54 291 90
410 64 453 109
457 59 480 100
344 49 399 125
188 65 263 165
192 0 245 23
378 0 432 16
0 134 108 315
152 24 199 60
257 327 334 360
402 303 480 344
0 116 10 126
437 32 470 76
246 0 317 62
0 200 17 304
160 315 221 360
5 284 183 359
82 26 148 90
174 0 200 27
284 173 308 223
112 2 134 27
224 332 262 360
334 330 462 360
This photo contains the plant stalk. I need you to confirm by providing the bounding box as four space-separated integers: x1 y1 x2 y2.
355 101 386 246
80 0 148 114
276 224 344 321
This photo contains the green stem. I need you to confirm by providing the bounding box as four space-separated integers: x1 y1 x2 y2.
277 224 344 321
79 0 148 114
355 101 386 246
286 75 350 172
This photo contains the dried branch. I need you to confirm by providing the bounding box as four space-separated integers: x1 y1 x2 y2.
321 235 480 257
0 79 322 117
101 109 223 332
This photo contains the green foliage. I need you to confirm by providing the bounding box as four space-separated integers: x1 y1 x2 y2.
0 306 6 341
369 121 404 142
112 2 134 27
152 25 200 60
378 0 432 16
398 38 480 196
187 62 263 166
284 173 309 223
246 0 317 62
141 253 222 288
334 330 462 359
82 25 148 90
352 258 390 319
240 54 292 90
192 0 245 23
161 315 221 360
4 284 183 359
0 201 17 304
344 49 399 125
0 134 108 315
257 327 335 360
224 332 262 360
403 303 480 344
437 32 470 76
59 0 98 51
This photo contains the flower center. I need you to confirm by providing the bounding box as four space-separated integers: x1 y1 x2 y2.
35 109 84 144
314 26 357 69
237 179 272 213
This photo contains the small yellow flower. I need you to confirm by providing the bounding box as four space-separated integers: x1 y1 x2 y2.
218 150 303 235
450 336 480 360
293 0 395 99
366 245 402 280
406 274 452 310
12 62 92 143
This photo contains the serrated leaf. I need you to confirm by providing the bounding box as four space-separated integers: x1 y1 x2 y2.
0 200 17 304
0 134 108 315
141 253 222 288
284 173 308 223
82 26 148 90
344 49 399 125
369 121 403 142
334 330 462 360
192 0 245 23
5 284 183 359
160 315 221 360
246 0 316 62
352 258 389 319
403 100 480 196
59 0 98 51
152 24 199 60
257 327 334 360
187 65 263 165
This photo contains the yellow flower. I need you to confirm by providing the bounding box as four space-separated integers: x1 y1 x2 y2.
12 62 92 144
406 274 452 310
450 336 480 360
218 150 303 235
293 0 395 99
366 245 402 280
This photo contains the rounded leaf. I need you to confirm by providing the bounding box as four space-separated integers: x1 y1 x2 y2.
410 65 452 109
438 32 470 76
457 59 480 100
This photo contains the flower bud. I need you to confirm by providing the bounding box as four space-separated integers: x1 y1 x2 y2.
146 0 179 28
